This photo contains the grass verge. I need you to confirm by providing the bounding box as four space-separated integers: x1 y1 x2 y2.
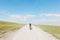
0 21 25 38
36 25 60 40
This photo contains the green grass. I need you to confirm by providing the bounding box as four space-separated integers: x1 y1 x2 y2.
0 21 25 37
36 25 60 40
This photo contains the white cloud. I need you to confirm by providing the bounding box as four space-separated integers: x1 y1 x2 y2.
0 19 7 21
10 14 36 21
40 14 60 17
1 13 60 26
40 19 60 22
0 19 15 23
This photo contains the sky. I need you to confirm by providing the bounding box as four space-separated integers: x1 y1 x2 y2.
0 0 60 25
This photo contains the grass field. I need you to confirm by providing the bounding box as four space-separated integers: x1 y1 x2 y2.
0 21 60 40
0 21 25 38
36 25 60 40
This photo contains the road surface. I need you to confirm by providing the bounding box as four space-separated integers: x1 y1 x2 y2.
0 25 58 40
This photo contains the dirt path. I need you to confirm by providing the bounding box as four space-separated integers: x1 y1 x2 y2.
0 25 59 40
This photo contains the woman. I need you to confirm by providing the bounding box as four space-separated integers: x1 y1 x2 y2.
29 23 32 30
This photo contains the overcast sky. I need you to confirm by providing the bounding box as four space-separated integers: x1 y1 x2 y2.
0 0 60 25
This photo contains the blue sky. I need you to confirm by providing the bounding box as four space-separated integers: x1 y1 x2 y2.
0 0 60 25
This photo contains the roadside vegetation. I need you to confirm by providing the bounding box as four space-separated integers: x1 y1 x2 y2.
0 21 25 38
36 25 60 40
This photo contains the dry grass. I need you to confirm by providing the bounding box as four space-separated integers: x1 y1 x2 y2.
0 21 25 38
36 25 60 40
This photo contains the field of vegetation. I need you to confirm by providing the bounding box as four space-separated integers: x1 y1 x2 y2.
0 21 60 40
36 25 60 40
0 21 25 38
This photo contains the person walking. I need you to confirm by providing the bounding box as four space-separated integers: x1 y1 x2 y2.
29 23 32 30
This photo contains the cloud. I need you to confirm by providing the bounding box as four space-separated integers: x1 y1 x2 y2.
40 14 60 17
1 12 60 25
10 14 36 21
9 14 60 25
40 19 60 22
